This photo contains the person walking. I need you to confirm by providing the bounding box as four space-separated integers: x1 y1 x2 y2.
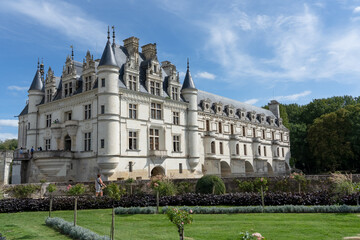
95 174 106 197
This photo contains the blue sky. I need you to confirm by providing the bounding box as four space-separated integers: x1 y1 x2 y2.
1 0 360 140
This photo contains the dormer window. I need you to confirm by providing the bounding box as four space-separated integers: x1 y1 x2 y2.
171 87 178 100
128 75 137 91
67 66 70 74
201 99 212 112
214 102 223 115
153 65 157 73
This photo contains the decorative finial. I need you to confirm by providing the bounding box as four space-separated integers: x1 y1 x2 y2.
37 58 40 69
107 26 110 41
70 45 74 60
112 25 115 45
187 58 189 70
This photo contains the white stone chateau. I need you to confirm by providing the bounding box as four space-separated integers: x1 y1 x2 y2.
16 29 290 183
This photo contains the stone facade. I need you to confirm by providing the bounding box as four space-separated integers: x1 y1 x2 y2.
16 30 290 183
0 151 13 185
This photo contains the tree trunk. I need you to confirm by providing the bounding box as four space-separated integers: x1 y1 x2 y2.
156 190 159 214
178 226 184 240
111 207 115 240
74 197 77 226
49 195 53 217
261 185 265 211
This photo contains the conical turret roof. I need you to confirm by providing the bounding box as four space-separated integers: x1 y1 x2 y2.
98 40 117 67
181 59 196 90
29 68 43 91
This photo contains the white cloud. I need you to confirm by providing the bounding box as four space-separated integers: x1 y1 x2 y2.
195 72 216 80
8 85 28 91
274 90 311 101
244 99 259 105
0 133 17 141
0 0 106 49
354 6 360 13
0 120 18 127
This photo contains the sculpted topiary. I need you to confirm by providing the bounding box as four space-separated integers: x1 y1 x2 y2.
195 175 226 194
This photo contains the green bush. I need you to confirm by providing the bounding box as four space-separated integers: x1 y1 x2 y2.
195 175 226 194
236 180 254 192
254 178 268 192
47 184 57 194
45 217 109 240
103 183 125 200
176 182 194 194
5 184 40 198
150 177 177 196
67 184 85 196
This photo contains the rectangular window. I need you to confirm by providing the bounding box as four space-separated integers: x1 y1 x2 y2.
45 139 51 150
46 114 52 128
84 104 91 120
244 144 247 156
85 76 92 91
64 83 68 97
129 75 137 91
172 87 178 100
253 128 256 137
46 89 52 102
149 128 159 150
220 142 223 154
101 78 105 87
173 112 179 125
150 81 155 95
151 103 162 120
155 82 161 96
231 124 234 135
129 104 137 119
100 139 105 148
218 122 222 134
242 126 246 136
179 163 183 174
129 161 133 172
69 82 73 95
173 135 180 152
84 132 91 151
206 120 210 131
282 148 285 157
272 132 275 140
129 131 137 150
262 130 265 139
65 111 72 121
101 105 105 114
281 133 284 142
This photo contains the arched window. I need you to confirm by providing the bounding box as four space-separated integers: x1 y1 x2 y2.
236 143 240 155
263 146 266 156
211 141 216 154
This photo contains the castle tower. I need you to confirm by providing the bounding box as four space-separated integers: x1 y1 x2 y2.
96 28 120 179
181 59 200 170
26 62 44 150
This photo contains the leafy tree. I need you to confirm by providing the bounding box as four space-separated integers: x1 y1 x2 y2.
307 108 353 172
0 139 17 150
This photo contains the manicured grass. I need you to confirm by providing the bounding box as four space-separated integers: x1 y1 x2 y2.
1 209 359 240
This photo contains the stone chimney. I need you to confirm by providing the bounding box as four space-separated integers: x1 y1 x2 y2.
268 100 280 118
123 36 139 56
141 43 157 60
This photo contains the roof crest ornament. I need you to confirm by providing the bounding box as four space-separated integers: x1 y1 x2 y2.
187 58 189 70
112 25 115 46
70 45 74 60
107 25 110 41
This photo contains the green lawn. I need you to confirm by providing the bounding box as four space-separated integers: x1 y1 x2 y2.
0 209 359 240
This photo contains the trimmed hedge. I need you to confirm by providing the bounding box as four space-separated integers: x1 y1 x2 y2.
1 191 360 213
196 175 226 194
115 206 156 214
45 217 109 240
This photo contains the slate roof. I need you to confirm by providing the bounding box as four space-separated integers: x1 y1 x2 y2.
181 61 196 90
197 90 274 116
98 40 117 67
29 69 43 91
19 104 28 116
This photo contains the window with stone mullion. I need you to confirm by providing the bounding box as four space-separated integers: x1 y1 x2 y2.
149 128 159 150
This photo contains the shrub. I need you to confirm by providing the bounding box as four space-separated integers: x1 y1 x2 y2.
329 173 354 195
103 183 125 200
236 180 254 192
196 175 226 194
176 182 194 194
166 207 193 240
254 178 268 192
67 184 85 196
115 206 156 214
5 184 40 198
45 217 109 240
149 177 177 196
47 184 57 194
